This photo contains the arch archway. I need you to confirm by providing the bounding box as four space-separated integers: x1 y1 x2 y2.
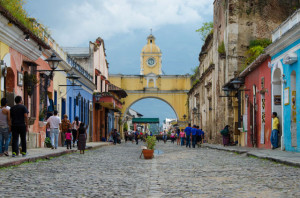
123 96 179 121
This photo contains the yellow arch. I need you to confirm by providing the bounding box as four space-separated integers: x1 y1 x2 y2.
123 96 179 120
109 74 191 132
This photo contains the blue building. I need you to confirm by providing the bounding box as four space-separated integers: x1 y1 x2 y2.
266 9 300 152
64 54 95 142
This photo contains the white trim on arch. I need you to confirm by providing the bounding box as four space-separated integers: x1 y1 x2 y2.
271 60 285 150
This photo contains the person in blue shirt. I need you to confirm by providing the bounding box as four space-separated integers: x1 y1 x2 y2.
191 125 198 148
184 123 192 148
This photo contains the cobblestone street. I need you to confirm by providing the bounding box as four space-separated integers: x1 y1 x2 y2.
0 142 300 198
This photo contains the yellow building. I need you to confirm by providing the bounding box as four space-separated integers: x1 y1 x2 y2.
109 34 191 132
0 41 10 99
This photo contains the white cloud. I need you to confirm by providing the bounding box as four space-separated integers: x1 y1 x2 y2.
52 0 213 46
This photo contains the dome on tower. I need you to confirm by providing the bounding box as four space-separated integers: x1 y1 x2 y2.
141 34 161 54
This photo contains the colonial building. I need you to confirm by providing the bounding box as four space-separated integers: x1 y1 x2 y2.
189 0 298 144
266 9 300 152
0 4 53 148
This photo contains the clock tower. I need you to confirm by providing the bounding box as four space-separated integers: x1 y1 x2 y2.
140 34 162 75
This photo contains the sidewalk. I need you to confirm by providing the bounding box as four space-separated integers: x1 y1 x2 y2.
202 143 300 167
0 142 112 168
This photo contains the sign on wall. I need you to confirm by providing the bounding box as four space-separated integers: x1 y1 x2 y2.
274 95 281 105
284 87 290 105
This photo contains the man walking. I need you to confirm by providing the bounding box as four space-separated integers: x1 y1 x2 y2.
191 125 197 148
271 112 279 149
10 96 29 157
47 110 61 149
184 123 192 148
0 98 11 157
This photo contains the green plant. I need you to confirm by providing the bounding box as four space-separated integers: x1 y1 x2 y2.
44 137 52 148
123 122 128 131
241 38 272 71
218 41 226 56
0 0 50 40
145 136 156 150
196 22 213 41
39 109 45 121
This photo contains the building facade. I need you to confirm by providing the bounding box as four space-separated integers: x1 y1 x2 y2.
189 0 297 144
239 54 272 148
266 9 300 152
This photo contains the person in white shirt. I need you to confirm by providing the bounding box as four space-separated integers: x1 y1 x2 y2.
47 110 61 149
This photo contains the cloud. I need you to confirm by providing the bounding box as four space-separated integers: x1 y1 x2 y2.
52 0 213 46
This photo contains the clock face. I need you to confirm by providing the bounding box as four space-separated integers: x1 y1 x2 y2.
147 58 155 66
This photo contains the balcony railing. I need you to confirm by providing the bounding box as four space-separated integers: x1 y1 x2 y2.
272 9 300 42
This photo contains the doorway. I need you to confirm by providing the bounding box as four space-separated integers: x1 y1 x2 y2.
272 67 283 147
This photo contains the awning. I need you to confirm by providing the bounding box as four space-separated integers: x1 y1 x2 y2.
93 92 122 110
132 118 159 124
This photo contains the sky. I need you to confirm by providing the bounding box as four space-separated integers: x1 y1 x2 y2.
24 0 214 125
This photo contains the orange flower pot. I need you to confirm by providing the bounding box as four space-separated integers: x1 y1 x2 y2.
142 149 154 159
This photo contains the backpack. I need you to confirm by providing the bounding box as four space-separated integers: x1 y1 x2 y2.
220 127 229 135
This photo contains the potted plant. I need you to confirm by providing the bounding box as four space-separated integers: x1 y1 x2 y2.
44 137 52 148
143 136 156 159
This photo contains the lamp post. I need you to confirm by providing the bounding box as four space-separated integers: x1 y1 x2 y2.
42 52 62 118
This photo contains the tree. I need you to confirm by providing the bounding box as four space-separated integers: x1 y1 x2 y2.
196 22 213 41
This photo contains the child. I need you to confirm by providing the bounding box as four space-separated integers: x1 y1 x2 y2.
65 129 72 149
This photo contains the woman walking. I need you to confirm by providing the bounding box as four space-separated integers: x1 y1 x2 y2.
180 129 185 146
0 98 10 156
170 131 175 144
77 123 88 154
71 116 81 147
60 114 71 147
220 125 230 146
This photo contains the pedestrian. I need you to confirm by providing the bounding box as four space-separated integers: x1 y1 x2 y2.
65 129 72 149
191 125 197 148
134 130 139 145
180 129 185 146
10 96 29 157
125 131 128 143
271 112 280 149
170 131 175 144
184 123 192 148
60 114 71 147
163 131 167 143
0 98 11 157
196 126 202 147
112 129 118 145
47 110 61 149
220 125 230 146
150 132 153 136
77 123 88 154
176 129 180 145
71 116 81 147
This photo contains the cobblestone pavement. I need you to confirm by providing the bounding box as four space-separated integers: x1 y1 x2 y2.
0 142 300 198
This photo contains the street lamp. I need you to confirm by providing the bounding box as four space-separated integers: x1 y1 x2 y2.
231 78 243 90
192 107 198 114
45 53 62 70
222 87 231 97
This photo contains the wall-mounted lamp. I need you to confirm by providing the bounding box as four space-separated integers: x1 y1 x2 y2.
24 34 30 41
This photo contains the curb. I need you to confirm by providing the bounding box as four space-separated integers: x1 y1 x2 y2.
203 144 300 168
0 143 112 169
